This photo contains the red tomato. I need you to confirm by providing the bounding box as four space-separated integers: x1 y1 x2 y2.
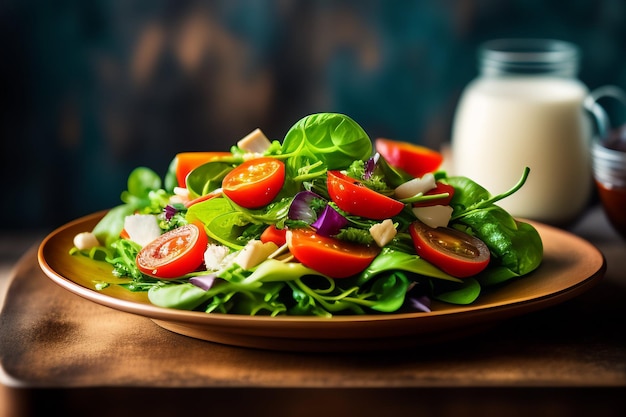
326 170 405 220
287 228 380 278
409 221 490 278
222 157 286 208
260 224 287 247
184 188 223 208
174 152 232 188
412 182 455 207
136 222 208 278
375 138 443 178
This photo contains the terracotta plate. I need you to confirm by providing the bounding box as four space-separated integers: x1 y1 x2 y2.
38 211 605 352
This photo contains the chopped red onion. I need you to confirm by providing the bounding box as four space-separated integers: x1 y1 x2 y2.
288 191 324 223
312 205 348 236
164 205 178 221
408 295 431 313
189 275 218 291
364 153 380 180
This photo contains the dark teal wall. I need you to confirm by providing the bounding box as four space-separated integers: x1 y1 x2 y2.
2 0 625 230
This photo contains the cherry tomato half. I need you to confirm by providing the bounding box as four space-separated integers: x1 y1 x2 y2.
412 181 455 208
136 222 208 278
409 221 490 278
173 152 232 188
222 157 286 209
375 138 443 178
260 224 287 247
287 228 380 278
326 170 405 220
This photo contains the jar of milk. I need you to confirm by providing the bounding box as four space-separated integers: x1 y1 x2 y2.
451 39 592 225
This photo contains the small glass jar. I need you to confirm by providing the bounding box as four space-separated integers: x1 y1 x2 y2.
451 39 592 225
586 86 626 239
593 134 626 239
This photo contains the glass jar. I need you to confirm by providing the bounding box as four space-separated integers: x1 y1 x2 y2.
451 39 592 225
588 86 626 239
592 134 626 239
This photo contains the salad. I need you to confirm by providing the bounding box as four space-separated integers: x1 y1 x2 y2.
70 113 543 317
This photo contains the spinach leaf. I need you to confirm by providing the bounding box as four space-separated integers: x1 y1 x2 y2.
242 259 325 284
446 171 543 285
456 207 543 277
164 156 178 193
149 282 214 310
186 196 233 225
281 113 373 174
367 271 411 312
121 167 162 207
448 167 530 219
358 248 462 285
186 198 250 249
376 155 415 188
432 277 481 305
206 211 250 248
186 161 234 198
228 197 292 226
92 204 137 248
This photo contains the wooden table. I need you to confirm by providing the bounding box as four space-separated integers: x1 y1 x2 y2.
1 206 625 417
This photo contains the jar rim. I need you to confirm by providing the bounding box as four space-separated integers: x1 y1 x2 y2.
480 38 579 62
479 38 579 76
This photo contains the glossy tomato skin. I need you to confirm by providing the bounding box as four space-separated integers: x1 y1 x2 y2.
409 221 490 278
287 228 380 278
326 170 404 220
375 138 443 178
260 224 287 247
174 152 232 188
222 157 285 208
136 222 208 278
412 182 455 208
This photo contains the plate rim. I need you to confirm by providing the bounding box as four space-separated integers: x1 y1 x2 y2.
36 211 606 347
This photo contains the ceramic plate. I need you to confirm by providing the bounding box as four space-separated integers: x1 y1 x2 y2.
37 211 605 352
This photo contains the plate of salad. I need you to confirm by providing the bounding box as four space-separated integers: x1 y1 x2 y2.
37 113 605 351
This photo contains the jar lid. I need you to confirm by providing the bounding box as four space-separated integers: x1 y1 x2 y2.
480 39 579 76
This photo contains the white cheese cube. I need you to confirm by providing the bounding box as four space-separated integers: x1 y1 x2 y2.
369 219 397 247
123 214 162 247
412 205 453 228
234 240 279 270
394 173 436 200
237 128 272 154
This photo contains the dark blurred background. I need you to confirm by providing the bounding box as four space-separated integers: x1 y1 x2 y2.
1 0 625 231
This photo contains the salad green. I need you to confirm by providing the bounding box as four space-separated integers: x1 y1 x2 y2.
70 113 543 317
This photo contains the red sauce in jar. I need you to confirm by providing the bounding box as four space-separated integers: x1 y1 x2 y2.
595 181 626 239
595 124 626 239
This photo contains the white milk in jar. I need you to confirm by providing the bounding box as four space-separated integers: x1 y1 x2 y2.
451 39 592 225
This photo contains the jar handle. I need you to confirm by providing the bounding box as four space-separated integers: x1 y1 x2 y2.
583 85 626 140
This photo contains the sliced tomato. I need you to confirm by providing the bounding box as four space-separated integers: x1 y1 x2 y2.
184 188 223 208
326 170 404 220
409 221 490 278
173 152 232 188
375 138 443 178
136 222 208 278
287 228 380 278
412 181 455 207
260 224 287 247
222 157 285 209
